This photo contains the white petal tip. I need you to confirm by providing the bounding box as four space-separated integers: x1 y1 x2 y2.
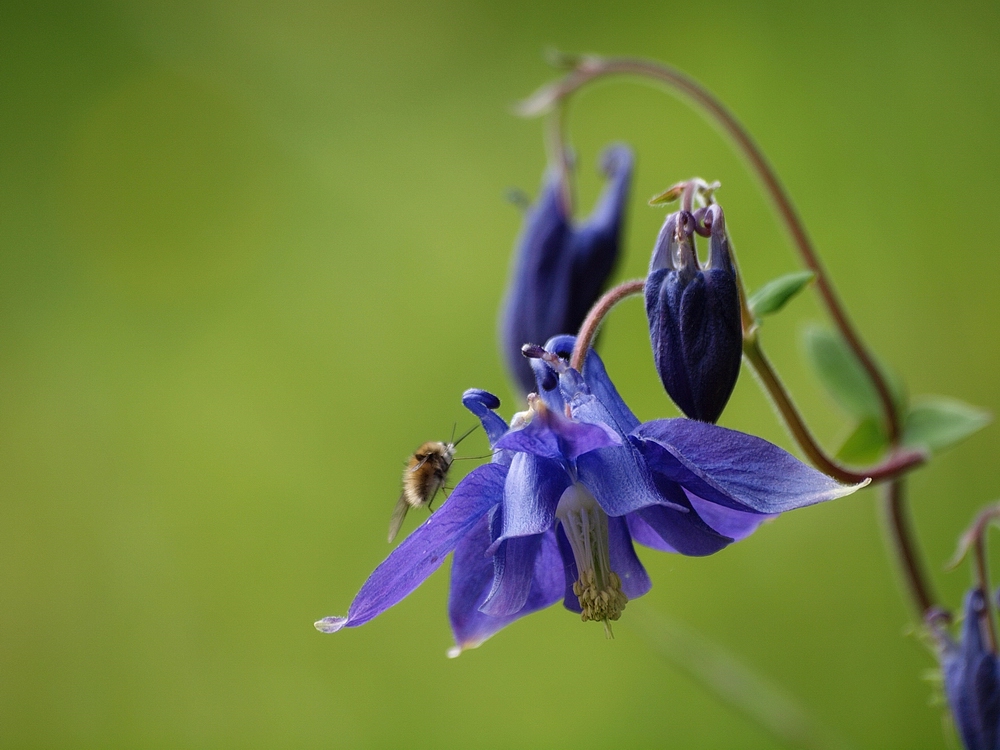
314 616 348 633
447 638 486 658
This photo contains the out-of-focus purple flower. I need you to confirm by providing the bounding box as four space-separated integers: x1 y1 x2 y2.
645 204 742 422
500 146 633 396
931 589 1000 750
315 336 865 655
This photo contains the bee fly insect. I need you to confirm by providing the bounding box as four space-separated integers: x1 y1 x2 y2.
387 425 477 543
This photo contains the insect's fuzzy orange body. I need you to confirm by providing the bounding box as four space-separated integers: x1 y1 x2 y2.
387 440 456 543
402 441 455 509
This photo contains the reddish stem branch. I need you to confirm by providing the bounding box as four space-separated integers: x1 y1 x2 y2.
883 479 937 620
950 504 1000 650
570 279 645 372
743 336 924 485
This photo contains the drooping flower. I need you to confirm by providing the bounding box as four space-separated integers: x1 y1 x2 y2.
315 336 866 654
499 145 633 396
645 204 742 422
930 589 1000 750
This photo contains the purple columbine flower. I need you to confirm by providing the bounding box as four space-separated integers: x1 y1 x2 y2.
499 145 633 396
315 336 866 655
931 589 1000 750
645 204 742 423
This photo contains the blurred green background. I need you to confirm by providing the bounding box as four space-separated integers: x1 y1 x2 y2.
1 1 998 747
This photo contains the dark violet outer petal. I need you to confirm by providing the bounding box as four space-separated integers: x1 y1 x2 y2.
631 419 868 514
625 477 732 557
499 172 572 397
314 463 506 633
644 262 742 423
462 389 509 449
945 589 1000 750
490 452 568 549
607 515 651 600
479 533 543 617
648 212 679 274
556 522 582 614
543 334 639 434
500 149 633 398
645 268 695 418
685 489 772 542
495 406 620 461
564 144 633 327
448 520 562 657
971 656 1000 750
626 513 680 553
706 206 735 274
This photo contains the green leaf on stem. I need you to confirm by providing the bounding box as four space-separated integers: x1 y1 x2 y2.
748 271 815 318
902 397 991 453
802 324 907 421
836 417 888 464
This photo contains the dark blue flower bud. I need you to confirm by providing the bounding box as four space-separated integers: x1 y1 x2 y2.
644 204 742 423
500 145 633 396
932 589 1000 750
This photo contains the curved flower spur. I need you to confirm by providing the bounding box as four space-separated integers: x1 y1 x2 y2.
315 336 868 655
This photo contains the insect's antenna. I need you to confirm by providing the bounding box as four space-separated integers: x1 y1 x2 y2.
453 451 497 461
450 422 457 444
452 423 479 447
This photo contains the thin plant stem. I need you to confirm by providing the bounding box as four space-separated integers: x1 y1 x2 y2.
628 605 857 750
570 279 645 372
728 230 925 486
545 101 574 216
948 503 1000 650
742 335 924 485
974 533 998 653
883 478 938 620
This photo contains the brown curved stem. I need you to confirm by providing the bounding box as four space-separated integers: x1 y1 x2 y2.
975 531 998 653
546 101 574 216
884 479 938 620
742 335 925 486
948 503 1000 650
570 279 645 372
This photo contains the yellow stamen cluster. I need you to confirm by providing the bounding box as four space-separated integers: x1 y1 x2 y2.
556 482 628 638
573 568 628 638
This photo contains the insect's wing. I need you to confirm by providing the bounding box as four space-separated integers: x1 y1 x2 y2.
387 493 410 544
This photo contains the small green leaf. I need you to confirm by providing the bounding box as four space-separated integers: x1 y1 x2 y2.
748 271 815 318
902 397 991 453
803 325 905 420
836 416 888 464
